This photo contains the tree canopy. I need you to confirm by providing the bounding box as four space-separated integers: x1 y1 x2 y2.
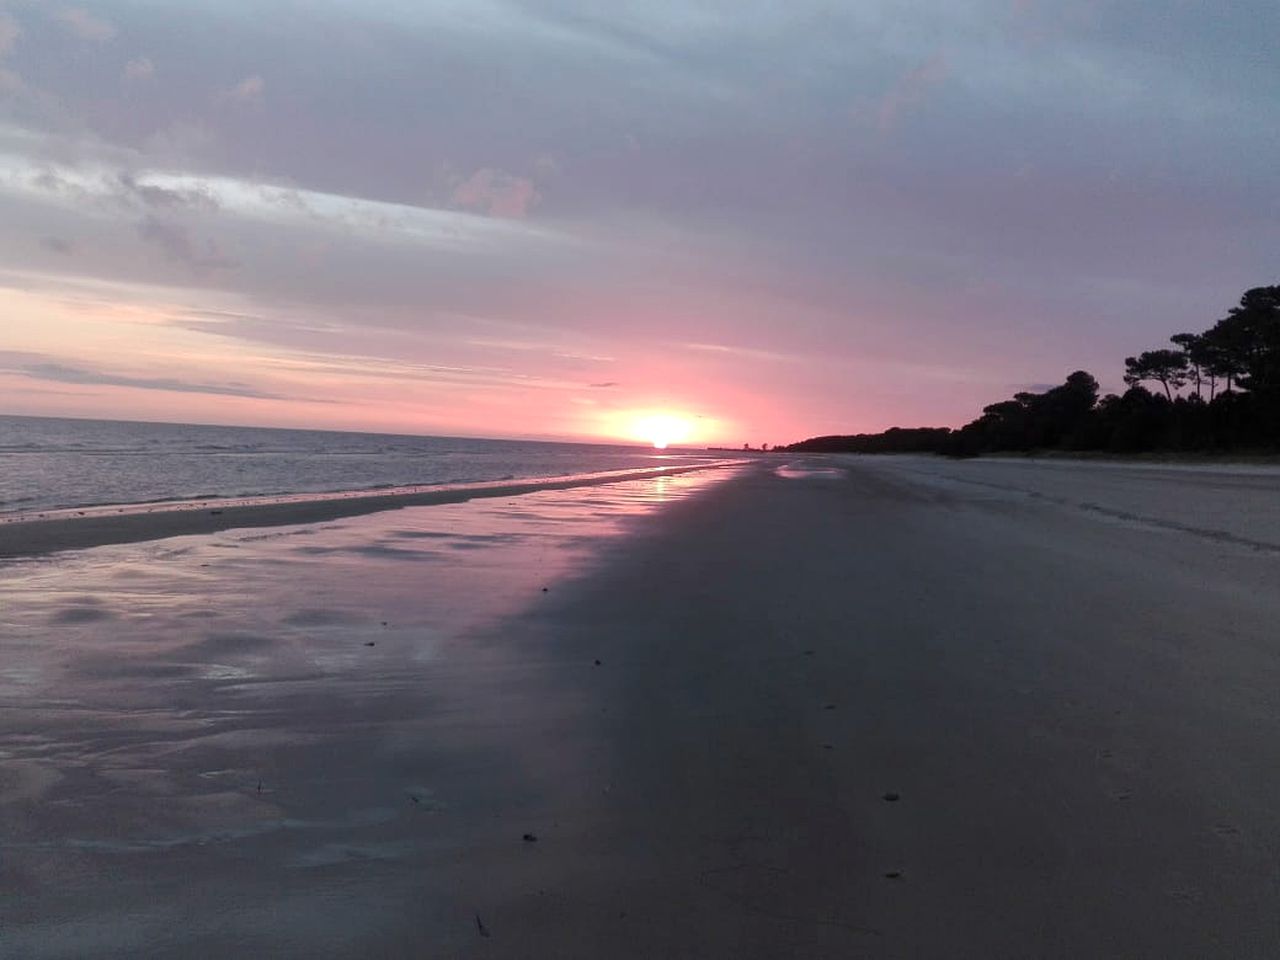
784 284 1280 456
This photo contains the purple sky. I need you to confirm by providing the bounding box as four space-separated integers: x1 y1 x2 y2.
0 1 1276 444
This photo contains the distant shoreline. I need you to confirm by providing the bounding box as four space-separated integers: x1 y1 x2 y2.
984 449 1280 466
822 449 1280 468
0 460 745 559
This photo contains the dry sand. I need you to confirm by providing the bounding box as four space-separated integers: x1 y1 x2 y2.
4 455 1280 957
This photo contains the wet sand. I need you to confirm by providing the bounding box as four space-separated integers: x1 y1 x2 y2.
5 456 1280 957
0 460 739 559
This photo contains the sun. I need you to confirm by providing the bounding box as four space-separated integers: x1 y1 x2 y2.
632 413 693 450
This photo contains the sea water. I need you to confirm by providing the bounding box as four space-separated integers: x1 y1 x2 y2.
0 415 717 514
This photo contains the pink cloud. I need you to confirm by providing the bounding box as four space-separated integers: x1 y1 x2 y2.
451 168 540 219
123 57 154 82
877 54 949 132
219 74 265 105
54 7 117 43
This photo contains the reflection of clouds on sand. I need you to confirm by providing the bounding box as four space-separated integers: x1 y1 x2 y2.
0 466 740 959
0 760 62 804
295 541 447 561
280 607 365 627
49 601 114 624
775 461 847 480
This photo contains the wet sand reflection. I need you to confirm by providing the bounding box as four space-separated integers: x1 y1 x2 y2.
0 468 736 958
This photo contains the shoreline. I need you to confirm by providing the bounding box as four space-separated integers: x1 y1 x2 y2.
457 455 1280 956
0 460 744 559
979 448 1280 467
813 449 1280 473
4 456 1280 956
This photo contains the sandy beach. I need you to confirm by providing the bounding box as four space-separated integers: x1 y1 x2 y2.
4 456 1280 957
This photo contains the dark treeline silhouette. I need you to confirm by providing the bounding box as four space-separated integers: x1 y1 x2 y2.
784 284 1280 457
781 427 953 454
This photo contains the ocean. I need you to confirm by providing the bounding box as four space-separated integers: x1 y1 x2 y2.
0 415 719 515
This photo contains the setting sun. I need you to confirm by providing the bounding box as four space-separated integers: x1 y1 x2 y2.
631 413 694 449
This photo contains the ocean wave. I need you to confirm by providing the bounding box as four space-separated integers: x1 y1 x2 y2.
0 417 727 515
1 460 744 534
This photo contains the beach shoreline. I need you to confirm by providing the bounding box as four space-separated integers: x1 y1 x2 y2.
890 449 1280 469
4 456 1280 957
0 460 743 559
439 454 1280 957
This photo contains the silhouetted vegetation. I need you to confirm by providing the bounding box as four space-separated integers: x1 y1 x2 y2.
788 427 954 454
784 284 1280 457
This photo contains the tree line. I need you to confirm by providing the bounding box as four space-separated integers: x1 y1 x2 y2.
783 284 1280 457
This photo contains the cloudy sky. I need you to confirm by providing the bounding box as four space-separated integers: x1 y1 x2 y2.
0 1 1275 444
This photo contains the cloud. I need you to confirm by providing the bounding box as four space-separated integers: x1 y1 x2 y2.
123 57 154 82
0 351 284 400
533 154 560 177
0 0 1275 441
877 54 949 131
1007 0 1108 41
0 12 20 92
40 236 74 254
136 216 238 273
143 121 215 161
451 168 540 219
219 74 264 105
590 381 618 388
0 152 562 272
0 13 19 57
54 7 117 43
682 342 805 363
116 171 219 212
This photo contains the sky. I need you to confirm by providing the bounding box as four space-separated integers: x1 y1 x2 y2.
0 0 1275 445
